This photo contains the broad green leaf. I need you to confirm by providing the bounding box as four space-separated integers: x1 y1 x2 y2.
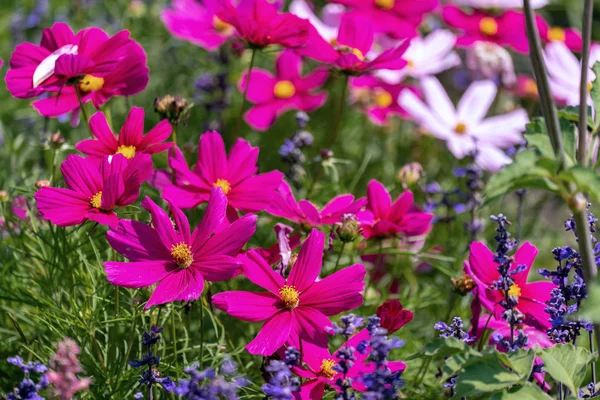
591 62 600 129
489 383 554 399
558 106 594 132
559 118 576 162
559 166 600 203
537 344 594 395
407 337 480 360
453 353 524 397
576 281 600 322
497 348 536 380
485 151 537 199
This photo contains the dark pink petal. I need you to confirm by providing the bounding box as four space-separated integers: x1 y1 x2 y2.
244 102 291 131
240 250 286 294
363 41 409 72
102 40 149 96
227 170 284 212
54 54 95 78
104 260 175 288
368 220 402 238
288 228 325 292
162 185 209 209
266 180 304 223
226 138 259 186
298 200 321 225
106 219 171 261
76 111 118 156
388 190 413 223
238 68 276 104
32 90 89 117
119 154 149 203
141 196 181 249
397 211 433 237
276 50 301 81
34 187 90 226
172 267 206 304
86 209 119 228
337 14 373 56
297 380 325 400
299 339 333 372
300 264 365 315
512 242 538 285
138 120 172 151
193 254 241 282
145 269 201 309
246 311 293 356
289 307 331 349
366 179 391 220
60 154 103 197
196 131 228 185
40 22 77 52
296 24 339 64
295 67 329 92
212 291 280 322
191 187 228 253
201 213 257 256
468 242 500 285
119 106 145 146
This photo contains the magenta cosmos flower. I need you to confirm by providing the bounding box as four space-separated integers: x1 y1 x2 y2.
294 334 406 398
105 189 256 309
536 16 582 52
75 107 172 180
212 229 366 356
300 13 409 74
239 50 328 131
442 5 528 54
6 23 148 117
35 154 149 228
267 180 367 227
164 131 283 212
328 0 438 39
161 0 236 51
349 76 419 126
216 0 310 49
465 241 556 330
362 180 433 240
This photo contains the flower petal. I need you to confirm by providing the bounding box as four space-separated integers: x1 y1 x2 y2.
288 229 325 292
212 291 280 322
246 311 293 356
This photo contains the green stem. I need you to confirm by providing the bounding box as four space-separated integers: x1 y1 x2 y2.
327 74 349 149
171 125 177 184
579 0 594 165
75 85 91 135
199 293 205 369
234 48 257 139
171 309 179 379
333 242 347 272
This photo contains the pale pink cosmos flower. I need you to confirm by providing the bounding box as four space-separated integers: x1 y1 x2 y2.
450 0 547 9
375 30 460 84
47 338 91 400
163 131 284 212
544 42 600 107
398 77 529 171
536 16 582 52
212 229 366 356
238 50 328 131
349 75 420 126
105 188 256 309
465 42 516 86
289 0 345 45
267 180 367 227
161 0 237 51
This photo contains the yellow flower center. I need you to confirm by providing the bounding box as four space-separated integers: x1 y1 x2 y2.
454 122 467 135
524 79 538 96
116 145 137 159
588 82 593 93
274 80 296 99
406 59 415 68
79 75 105 93
375 0 395 10
213 178 232 195
479 17 498 36
374 90 393 108
320 359 337 379
213 16 232 33
279 285 299 309
507 284 521 297
352 48 365 60
548 27 566 42
171 242 193 268
90 191 103 209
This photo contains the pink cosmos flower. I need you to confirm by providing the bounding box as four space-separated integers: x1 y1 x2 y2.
536 17 582 52
375 30 460 84
238 50 328 131
216 0 310 48
465 241 556 330
161 0 236 51
212 229 366 356
35 154 148 228
289 0 345 45
75 107 172 180
163 131 283 212
441 5 529 54
104 188 257 309
6 23 148 117
294 334 406 398
267 180 367 227
328 0 438 39
544 42 600 107
349 76 419 126
299 13 409 74
398 77 529 171
450 0 547 8
514 74 539 101
361 180 433 240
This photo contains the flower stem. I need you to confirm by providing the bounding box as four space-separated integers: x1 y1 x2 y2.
590 330 597 385
75 85 91 136
234 48 257 139
579 0 594 165
333 242 346 272
171 124 177 184
199 294 205 369
327 74 349 149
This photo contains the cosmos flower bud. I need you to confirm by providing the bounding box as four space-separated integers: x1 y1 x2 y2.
451 273 476 295
398 162 423 188
337 214 361 243
0 190 9 202
35 180 50 189
50 132 65 146
154 95 192 126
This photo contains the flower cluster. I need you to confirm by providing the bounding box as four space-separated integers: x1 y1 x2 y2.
47 338 91 400
128 326 175 396
434 317 475 343
6 356 48 400
175 358 248 399
278 112 314 185
262 347 301 399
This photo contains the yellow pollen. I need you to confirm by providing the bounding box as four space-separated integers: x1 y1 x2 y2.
406 59 415 68
375 0 395 10
479 17 498 36
588 82 593 93
352 48 365 61
90 191 103 209
79 75 104 93
279 285 299 309
548 27 566 42
116 145 136 159
213 178 232 195
454 122 467 135
507 283 521 297
274 80 296 99
374 90 393 108
524 79 538 96
329 38 338 46
171 242 193 268
320 359 337 379
213 16 232 33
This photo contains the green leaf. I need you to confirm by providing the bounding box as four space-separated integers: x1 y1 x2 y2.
559 118 576 162
453 353 524 397
576 281 600 322
558 106 594 131
489 383 554 399
559 166 600 203
407 337 480 360
537 344 594 395
497 348 536 380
